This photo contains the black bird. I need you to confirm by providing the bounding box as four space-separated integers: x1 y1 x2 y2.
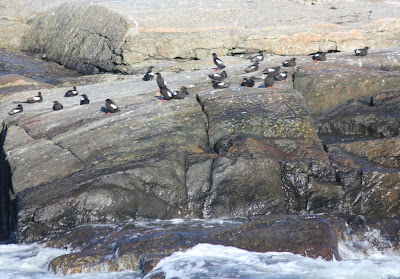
142 66 155 81
369 96 375 107
52 101 63 111
8 104 23 115
173 86 189 100
156 72 167 89
212 53 226 71
64 86 78 97
208 70 227 81
312 52 326 61
80 94 90 105
105 99 120 113
264 73 275 88
212 81 229 89
27 92 43 103
244 61 259 73
282 58 296 67
262 66 280 75
274 71 288 81
240 76 256 87
250 51 264 63
355 47 369 56
160 87 177 100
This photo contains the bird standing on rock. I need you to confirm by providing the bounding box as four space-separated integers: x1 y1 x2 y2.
105 99 120 114
142 66 155 81
282 58 296 67
264 73 275 88
312 52 326 61
8 104 23 115
53 101 63 111
355 47 369 56
64 86 78 97
250 51 264 63
156 72 167 90
212 53 226 71
208 70 227 81
244 61 259 73
80 94 90 105
27 92 43 103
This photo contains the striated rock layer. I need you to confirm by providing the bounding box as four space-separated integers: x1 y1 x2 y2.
2 0 397 73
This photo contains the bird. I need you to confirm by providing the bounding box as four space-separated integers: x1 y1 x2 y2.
312 52 326 61
80 94 90 105
212 53 226 71
64 86 78 97
142 66 155 81
240 76 256 87
250 51 264 63
244 61 259 73
52 101 63 111
173 87 189 99
160 87 176 100
27 92 43 103
105 99 120 113
212 81 229 89
369 96 375 107
208 70 227 81
355 47 369 56
274 71 288 81
8 104 23 115
264 73 275 88
156 72 167 90
262 66 281 75
282 58 296 67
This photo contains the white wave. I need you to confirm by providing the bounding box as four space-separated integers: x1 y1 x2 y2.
145 243 400 279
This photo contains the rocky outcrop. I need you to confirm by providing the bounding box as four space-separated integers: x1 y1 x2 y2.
46 216 340 275
9 0 400 74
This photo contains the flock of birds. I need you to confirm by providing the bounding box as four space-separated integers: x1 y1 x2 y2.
7 47 370 116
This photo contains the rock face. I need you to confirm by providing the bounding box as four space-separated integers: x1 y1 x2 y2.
9 0 400 73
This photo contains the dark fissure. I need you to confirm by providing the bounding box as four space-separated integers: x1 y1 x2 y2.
0 125 17 243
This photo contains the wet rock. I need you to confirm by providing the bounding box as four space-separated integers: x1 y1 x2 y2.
47 216 340 275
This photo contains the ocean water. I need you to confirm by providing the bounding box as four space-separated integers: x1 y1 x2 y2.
1 222 400 279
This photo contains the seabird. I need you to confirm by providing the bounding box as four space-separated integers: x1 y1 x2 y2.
64 86 78 97
274 71 288 81
369 96 375 107
27 92 43 103
250 51 264 63
312 52 326 61
8 104 23 115
244 61 259 73
160 87 174 100
208 70 227 81
355 47 369 56
212 53 226 71
240 76 256 87
156 72 167 89
262 66 281 75
282 58 296 67
212 81 229 89
80 94 90 105
173 86 189 99
105 99 120 113
142 66 155 81
264 73 275 88
52 101 63 111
